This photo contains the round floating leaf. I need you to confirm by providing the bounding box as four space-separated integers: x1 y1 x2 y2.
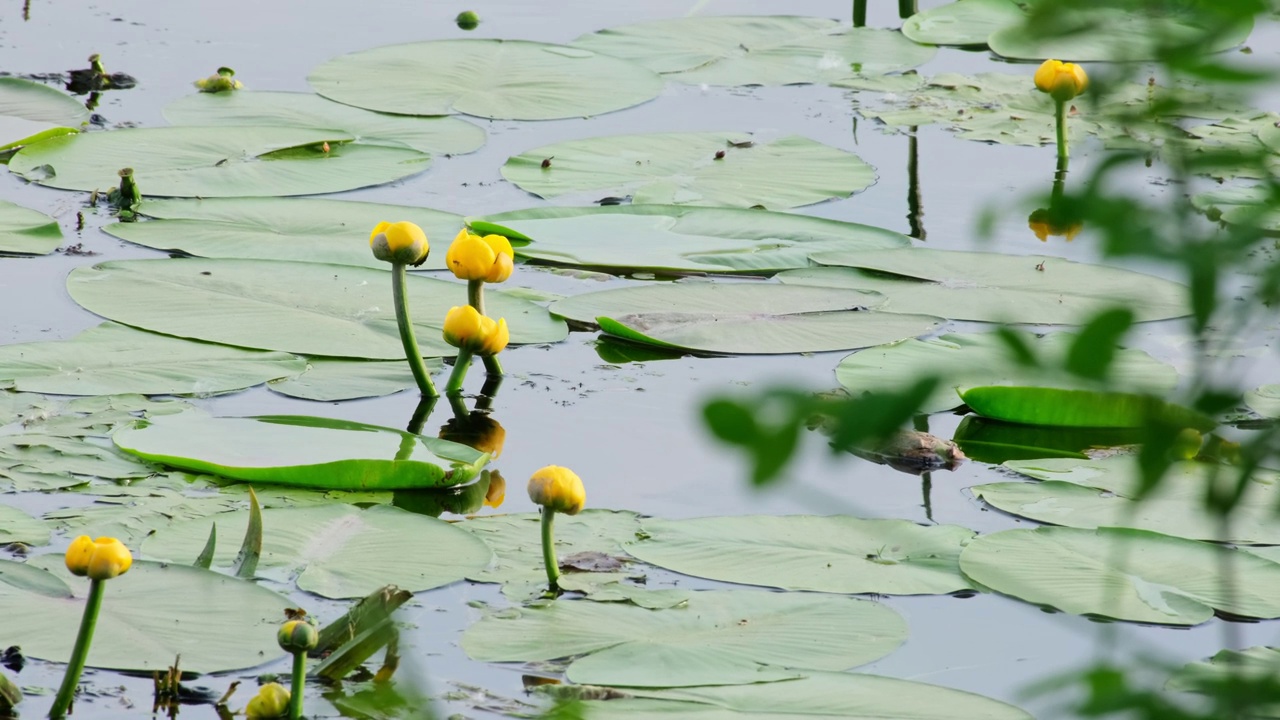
548 282 942 355
572 16 935 85
0 77 86 150
309 39 662 120
114 412 488 490
0 198 61 255
961 386 1215 430
0 505 49 546
1246 384 1280 419
1167 647 1280 695
585 671 1033 719
958 526 1280 625
901 0 1024 47
780 248 1188 324
502 132 875 210
837 332 1177 414
268 358 436 401
164 90 485 155
476 204 907 274
8 126 431 197
67 258 568 359
626 516 974 595
144 504 494 598
0 322 305 396
463 590 906 687
987 7 1253 62
104 198 464 271
0 557 291 673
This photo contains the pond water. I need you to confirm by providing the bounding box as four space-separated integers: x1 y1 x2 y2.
2 0 1279 718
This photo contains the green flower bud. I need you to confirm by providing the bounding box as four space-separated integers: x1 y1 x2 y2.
277 619 319 654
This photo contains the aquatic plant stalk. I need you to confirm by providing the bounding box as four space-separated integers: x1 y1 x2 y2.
289 651 305 720
49 580 105 719
1054 99 1069 161
853 0 866 27
468 280 504 377
541 508 561 592
446 349 474 394
392 263 439 398
898 0 917 18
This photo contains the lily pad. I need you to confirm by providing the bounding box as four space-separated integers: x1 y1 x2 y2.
958 526 1280 625
1167 646 1280 702
0 556 291 673
502 132 875 210
0 199 61 255
104 197 464 271
625 516 975 595
1246 384 1280 419
779 248 1188 324
8 126 431 197
143 504 494 598
113 412 488 490
66 258 568 359
901 0 1024 47
0 322 306 396
0 77 86 150
164 90 486 155
475 204 908 274
836 332 1177 415
961 386 1215 430
268 358 437 401
0 505 49 546
462 589 906 687
548 282 942 355
571 16 935 85
309 39 662 120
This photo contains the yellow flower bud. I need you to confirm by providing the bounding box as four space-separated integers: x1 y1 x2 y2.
1027 208 1082 242
527 465 585 515
65 536 132 581
245 683 290 720
1034 59 1088 103
445 229 516 283
439 414 505 459
485 470 506 509
369 221 429 267
277 619 319 654
194 67 243 93
442 305 510 357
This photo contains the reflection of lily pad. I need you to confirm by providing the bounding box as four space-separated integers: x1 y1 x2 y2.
953 416 1140 463
502 132 875 210
0 198 61 255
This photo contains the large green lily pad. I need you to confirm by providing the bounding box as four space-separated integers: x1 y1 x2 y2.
548 282 942 355
8 126 431 197
625 516 974 595
502 132 875 210
309 39 662 120
571 16 935 85
475 204 907 274
113 412 488 490
0 198 61 255
143 504 494 598
462 590 906 687
164 90 485 155
901 0 1024 47
0 505 49 546
958 526 1280 625
0 556 291 673
0 77 86 151
104 197 464 271
1246 384 1280 419
0 322 306 396
66 258 568 359
780 248 1188 324
267 358 436 401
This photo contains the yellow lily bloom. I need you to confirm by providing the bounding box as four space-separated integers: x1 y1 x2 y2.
245 683 290 720
1034 59 1088 103
445 229 515 283
65 536 132 581
369 221 430 267
194 67 243 93
527 465 585 515
442 305 510 357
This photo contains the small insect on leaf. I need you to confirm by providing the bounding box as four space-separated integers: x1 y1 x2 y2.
541 157 553 169
714 150 726 160
1035 261 1046 272
322 141 330 154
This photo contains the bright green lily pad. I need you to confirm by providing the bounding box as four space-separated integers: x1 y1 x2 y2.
8 126 431 197
67 258 568 359
502 132 875 210
0 556 291 673
1246 384 1280 419
164 90 485 155
113 412 488 490
836 332 1177 415
958 526 1280 625
901 0 1024 47
961 386 1215 430
143 504 494 598
0 77 86 150
475 204 907 274
571 16 935 85
104 197 464 271
0 322 306 396
0 198 61 255
309 39 662 120
549 282 942 355
625 516 975 595
780 248 1188 324
463 589 906 687
267 358 438 401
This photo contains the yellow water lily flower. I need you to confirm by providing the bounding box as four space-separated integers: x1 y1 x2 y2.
1027 208 1082 242
65 536 132 581
245 683 290 720
369 221 430 267
1034 59 1088 103
442 305 510 357
445 229 515 283
527 465 585 515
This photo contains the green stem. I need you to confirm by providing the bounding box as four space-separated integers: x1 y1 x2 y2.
50 580 106 719
541 508 560 593
1054 99 1069 162
898 0 917 18
468 280 505 377
288 651 305 720
446 349 474 394
392 263 439 399
853 0 866 27
447 391 471 420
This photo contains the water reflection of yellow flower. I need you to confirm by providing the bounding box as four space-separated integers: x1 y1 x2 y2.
1034 59 1088 103
445 229 515 283
439 414 505 459
485 470 506 508
443 305 510 356
369 221 430 267
1028 208 1082 242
